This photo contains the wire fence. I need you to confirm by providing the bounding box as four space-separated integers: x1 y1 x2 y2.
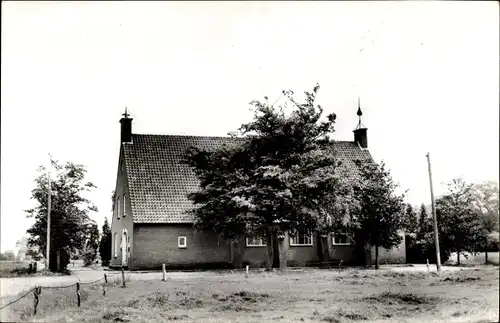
0 268 126 316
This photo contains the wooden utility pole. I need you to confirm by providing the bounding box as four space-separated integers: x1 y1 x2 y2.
426 153 441 271
46 169 51 271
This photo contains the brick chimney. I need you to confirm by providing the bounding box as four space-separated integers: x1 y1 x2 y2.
120 108 133 143
353 98 368 149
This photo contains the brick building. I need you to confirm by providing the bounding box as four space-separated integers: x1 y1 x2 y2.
110 107 405 270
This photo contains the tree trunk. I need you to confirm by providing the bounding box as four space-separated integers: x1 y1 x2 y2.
265 228 273 272
316 232 324 263
485 251 488 264
272 231 280 268
363 242 371 268
375 245 380 269
457 252 460 265
56 250 61 272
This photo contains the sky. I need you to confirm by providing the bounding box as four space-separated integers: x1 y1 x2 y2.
1 1 498 253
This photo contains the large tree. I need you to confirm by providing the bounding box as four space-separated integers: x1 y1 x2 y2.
99 217 112 267
416 204 431 242
435 178 488 265
25 159 97 272
82 223 100 266
403 204 418 237
351 161 407 269
184 85 354 271
472 181 499 263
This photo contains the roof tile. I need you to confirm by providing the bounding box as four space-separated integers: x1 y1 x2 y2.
123 134 373 224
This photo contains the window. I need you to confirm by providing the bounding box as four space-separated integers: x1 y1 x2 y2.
178 236 187 248
332 233 353 245
114 233 118 258
117 197 121 219
289 231 313 246
123 194 127 217
246 237 266 247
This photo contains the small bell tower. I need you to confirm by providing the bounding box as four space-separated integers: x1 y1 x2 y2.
120 108 133 143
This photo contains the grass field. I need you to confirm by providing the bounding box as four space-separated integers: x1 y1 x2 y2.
0 261 65 278
1 266 498 323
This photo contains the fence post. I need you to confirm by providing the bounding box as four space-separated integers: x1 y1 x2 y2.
33 286 41 315
426 259 430 272
103 274 108 296
121 267 126 288
76 283 81 307
162 264 166 282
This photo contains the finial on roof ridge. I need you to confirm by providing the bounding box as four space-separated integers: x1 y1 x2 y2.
122 107 130 118
355 97 365 129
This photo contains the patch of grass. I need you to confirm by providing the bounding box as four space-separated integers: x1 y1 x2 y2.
1 267 498 322
214 303 254 312
162 314 189 320
442 276 482 283
102 309 130 322
146 292 169 307
210 290 269 312
0 262 69 278
321 310 368 322
364 291 440 305
212 290 269 303
177 296 204 308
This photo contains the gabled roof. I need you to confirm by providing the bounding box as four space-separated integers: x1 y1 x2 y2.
123 134 373 224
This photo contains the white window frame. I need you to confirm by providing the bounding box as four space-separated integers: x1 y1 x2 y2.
178 236 187 248
245 237 267 247
289 231 313 246
123 194 127 217
114 232 118 258
332 233 353 245
117 196 121 219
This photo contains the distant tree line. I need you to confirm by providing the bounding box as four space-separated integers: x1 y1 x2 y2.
405 179 499 264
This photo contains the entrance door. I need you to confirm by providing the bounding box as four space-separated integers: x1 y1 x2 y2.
121 230 128 266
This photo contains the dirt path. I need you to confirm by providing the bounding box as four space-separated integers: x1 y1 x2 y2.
0 268 229 298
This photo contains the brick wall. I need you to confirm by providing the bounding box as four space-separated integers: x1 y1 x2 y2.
132 224 232 270
237 231 321 268
285 232 319 267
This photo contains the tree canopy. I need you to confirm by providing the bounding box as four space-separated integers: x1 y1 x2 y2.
433 178 488 264
82 223 100 266
25 159 97 271
351 160 407 268
99 217 112 267
184 85 356 270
